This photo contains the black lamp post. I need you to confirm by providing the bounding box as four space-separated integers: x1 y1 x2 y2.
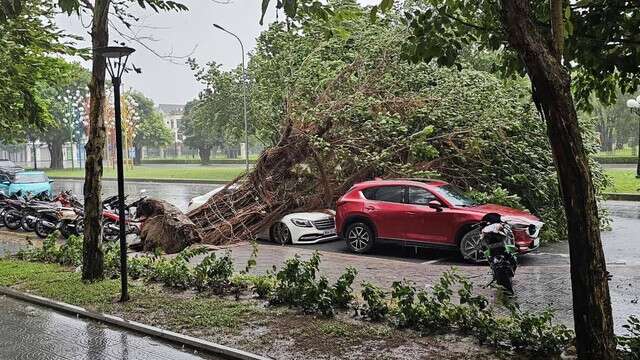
95 45 135 302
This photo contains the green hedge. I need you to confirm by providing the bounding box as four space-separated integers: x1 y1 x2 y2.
594 156 638 164
142 159 257 165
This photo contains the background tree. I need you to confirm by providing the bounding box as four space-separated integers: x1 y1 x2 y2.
126 90 173 164
183 61 245 163
0 0 80 142
39 61 91 169
49 0 189 282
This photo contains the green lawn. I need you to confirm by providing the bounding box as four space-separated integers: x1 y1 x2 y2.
605 169 640 193
44 166 245 182
597 147 638 157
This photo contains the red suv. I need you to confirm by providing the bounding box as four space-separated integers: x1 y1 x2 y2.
335 179 543 262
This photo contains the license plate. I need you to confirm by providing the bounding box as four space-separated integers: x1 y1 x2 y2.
323 229 336 236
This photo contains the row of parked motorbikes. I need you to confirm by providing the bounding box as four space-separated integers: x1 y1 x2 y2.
0 189 148 241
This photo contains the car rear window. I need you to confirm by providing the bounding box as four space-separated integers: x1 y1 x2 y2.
361 186 404 203
14 173 49 184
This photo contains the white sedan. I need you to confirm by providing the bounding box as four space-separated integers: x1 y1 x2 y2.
187 187 338 245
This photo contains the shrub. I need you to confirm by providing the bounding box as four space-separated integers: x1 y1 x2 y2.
618 315 640 359
193 251 234 292
16 233 82 267
270 252 357 317
359 282 389 321
146 247 208 289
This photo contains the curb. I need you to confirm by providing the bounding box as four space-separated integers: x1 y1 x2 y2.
49 176 229 185
604 193 640 201
0 287 271 360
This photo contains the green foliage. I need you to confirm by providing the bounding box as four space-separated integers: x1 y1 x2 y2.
0 0 80 142
247 3 612 241
359 282 389 321
182 61 246 160
270 252 358 317
126 91 173 149
193 251 234 292
618 315 640 359
384 270 572 354
16 233 83 267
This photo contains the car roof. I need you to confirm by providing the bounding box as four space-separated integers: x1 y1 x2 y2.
355 178 449 188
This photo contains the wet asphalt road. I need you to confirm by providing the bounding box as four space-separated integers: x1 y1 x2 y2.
0 296 220 360
51 180 640 266
53 180 221 211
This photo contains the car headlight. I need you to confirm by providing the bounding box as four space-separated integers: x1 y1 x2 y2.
291 218 313 227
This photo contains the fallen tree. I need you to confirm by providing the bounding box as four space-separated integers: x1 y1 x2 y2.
188 15 607 245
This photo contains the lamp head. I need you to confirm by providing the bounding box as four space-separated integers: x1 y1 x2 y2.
213 23 225 31
95 46 136 80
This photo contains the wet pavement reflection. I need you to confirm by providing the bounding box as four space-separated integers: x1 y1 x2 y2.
0 296 221 360
53 180 221 211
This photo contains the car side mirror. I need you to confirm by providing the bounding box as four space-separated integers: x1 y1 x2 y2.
428 200 444 212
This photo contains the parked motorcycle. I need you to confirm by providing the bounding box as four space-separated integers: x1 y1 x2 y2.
477 213 519 295
102 191 148 242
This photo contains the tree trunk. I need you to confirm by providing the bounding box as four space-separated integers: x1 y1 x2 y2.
82 0 110 282
501 1 615 359
134 143 143 165
199 146 211 165
48 141 64 169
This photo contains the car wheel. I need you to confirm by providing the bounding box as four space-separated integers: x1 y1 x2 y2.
271 222 292 245
345 222 375 253
459 228 486 263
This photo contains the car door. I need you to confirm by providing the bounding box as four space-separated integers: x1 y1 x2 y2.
404 186 451 244
362 185 406 240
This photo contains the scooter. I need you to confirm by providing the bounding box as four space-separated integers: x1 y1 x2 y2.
101 192 148 242
478 213 518 295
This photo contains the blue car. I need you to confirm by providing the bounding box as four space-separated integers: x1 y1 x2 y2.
0 171 53 197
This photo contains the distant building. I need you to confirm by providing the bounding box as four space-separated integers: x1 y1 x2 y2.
157 104 184 156
157 104 184 143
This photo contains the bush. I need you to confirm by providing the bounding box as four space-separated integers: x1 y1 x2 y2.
16 233 83 267
270 252 357 317
359 282 389 321
618 315 640 359
193 251 234 292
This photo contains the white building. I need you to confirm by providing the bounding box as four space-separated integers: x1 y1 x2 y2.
157 104 184 156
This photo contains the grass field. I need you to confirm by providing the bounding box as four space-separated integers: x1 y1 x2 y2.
44 166 245 182
41 166 640 192
597 147 639 157
605 169 640 193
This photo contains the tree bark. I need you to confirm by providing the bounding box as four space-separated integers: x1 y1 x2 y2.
47 141 64 169
134 143 143 165
500 1 615 359
82 0 110 282
199 146 211 164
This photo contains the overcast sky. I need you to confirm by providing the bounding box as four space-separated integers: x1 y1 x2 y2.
56 0 379 106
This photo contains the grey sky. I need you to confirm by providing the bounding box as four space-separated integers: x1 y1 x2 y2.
56 0 379 106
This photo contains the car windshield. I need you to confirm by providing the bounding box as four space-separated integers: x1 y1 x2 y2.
14 173 49 184
432 184 477 206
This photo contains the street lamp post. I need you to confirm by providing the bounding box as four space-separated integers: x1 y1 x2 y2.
95 46 136 302
213 23 249 172
625 95 640 178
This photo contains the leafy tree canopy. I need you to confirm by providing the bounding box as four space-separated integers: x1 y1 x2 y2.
0 0 80 142
261 0 640 111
